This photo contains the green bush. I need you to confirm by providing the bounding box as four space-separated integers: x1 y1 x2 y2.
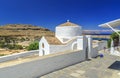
27 41 39 50
7 44 14 49
7 44 23 50
14 45 23 50
0 42 5 48
0 54 5 56
107 39 111 48
20 38 26 42
108 32 120 48
110 32 120 39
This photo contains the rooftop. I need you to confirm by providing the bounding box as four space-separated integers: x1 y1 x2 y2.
58 20 79 27
44 36 63 45
99 19 120 28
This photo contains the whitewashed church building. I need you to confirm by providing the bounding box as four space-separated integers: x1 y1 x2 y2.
39 21 97 58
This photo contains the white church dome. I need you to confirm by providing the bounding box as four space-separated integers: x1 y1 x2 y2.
55 20 82 40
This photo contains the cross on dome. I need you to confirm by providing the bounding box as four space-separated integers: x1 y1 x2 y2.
57 20 79 27
67 20 70 22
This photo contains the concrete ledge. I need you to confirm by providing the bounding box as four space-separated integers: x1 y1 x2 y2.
0 50 39 63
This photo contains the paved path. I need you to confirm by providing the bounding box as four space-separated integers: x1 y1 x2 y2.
40 50 120 78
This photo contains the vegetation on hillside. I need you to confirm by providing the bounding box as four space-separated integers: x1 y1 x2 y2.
27 41 39 50
0 36 23 50
0 24 54 44
0 24 54 55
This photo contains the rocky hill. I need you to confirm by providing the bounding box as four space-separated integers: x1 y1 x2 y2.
0 24 54 55
0 24 55 46
0 24 54 37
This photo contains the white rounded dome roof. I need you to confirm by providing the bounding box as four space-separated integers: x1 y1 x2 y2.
56 21 82 39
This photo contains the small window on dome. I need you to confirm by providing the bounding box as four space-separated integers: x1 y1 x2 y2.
42 43 44 48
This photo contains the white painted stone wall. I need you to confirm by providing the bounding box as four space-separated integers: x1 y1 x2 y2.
77 36 87 51
91 47 98 58
86 35 93 59
50 39 77 54
98 41 107 51
49 36 87 54
39 37 50 56
0 50 39 63
56 26 82 41
0 50 86 78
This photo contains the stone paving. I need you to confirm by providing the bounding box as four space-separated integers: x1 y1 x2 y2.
40 50 120 78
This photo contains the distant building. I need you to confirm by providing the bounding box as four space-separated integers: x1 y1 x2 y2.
39 20 97 59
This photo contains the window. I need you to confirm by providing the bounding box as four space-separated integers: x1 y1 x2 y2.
42 43 44 48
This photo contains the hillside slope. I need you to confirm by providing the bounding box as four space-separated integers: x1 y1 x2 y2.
0 24 54 55
0 24 54 37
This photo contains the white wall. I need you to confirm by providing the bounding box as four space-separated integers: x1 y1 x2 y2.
86 35 93 59
56 26 82 41
0 50 86 78
0 50 39 63
91 47 98 58
49 36 86 54
50 39 77 54
98 41 107 51
77 36 87 51
39 37 50 56
49 36 91 56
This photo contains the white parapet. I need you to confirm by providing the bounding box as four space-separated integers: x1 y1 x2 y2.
77 36 87 51
86 35 92 59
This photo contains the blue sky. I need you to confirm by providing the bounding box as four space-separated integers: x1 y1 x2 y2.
0 0 120 31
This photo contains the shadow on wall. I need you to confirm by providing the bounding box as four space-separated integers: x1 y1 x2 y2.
108 61 120 70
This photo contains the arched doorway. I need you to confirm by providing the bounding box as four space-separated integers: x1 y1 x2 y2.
42 43 44 48
72 42 77 50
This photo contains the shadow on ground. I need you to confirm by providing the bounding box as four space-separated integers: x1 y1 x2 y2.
108 61 120 70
